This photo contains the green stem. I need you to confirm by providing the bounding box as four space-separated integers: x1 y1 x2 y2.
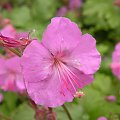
62 104 73 120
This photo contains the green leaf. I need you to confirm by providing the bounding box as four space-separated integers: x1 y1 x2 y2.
83 0 120 30
55 103 89 120
10 6 31 28
11 103 35 120
31 0 58 22
0 92 18 115
81 73 120 120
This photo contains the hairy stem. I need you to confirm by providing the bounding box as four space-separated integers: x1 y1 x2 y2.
7 48 21 57
0 41 22 57
62 104 73 120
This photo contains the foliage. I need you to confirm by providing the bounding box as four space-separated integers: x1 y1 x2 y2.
0 0 120 120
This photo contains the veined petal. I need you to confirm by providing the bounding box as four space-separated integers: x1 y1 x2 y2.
26 70 73 107
23 62 93 107
42 17 82 54
70 34 101 74
21 40 53 83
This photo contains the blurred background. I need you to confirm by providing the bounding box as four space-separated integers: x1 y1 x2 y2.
0 0 120 120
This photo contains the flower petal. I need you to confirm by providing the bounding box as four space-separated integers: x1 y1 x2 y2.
0 58 7 86
24 66 93 107
26 70 73 107
111 63 120 80
0 58 6 75
15 32 29 40
0 25 16 38
5 57 21 73
112 42 120 63
70 34 101 74
16 74 25 91
21 40 53 83
42 17 82 54
66 66 94 89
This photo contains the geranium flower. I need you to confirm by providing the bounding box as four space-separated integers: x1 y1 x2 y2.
0 24 16 38
21 17 101 107
0 56 25 92
111 43 120 80
105 95 116 102
0 25 26 92
0 25 31 49
56 7 68 17
69 0 82 10
97 116 107 120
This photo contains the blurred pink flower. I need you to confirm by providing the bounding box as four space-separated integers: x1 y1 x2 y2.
21 17 101 107
69 0 82 10
0 25 31 49
0 93 3 103
111 43 120 80
97 116 107 120
0 56 25 92
0 24 16 38
114 0 120 6
56 7 68 17
105 95 116 102
0 25 26 92
0 15 11 27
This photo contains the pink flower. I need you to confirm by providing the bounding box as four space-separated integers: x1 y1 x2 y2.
105 95 116 102
97 116 107 120
0 93 3 103
111 43 120 80
0 24 16 38
0 56 25 92
114 0 120 6
0 25 31 49
21 17 101 107
56 7 68 17
69 0 82 10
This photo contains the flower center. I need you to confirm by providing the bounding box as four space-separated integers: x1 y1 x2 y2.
52 55 81 97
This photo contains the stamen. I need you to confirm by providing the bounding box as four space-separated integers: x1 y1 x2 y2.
57 69 65 96
60 62 81 88
55 59 78 96
74 91 85 98
59 69 75 97
56 60 74 97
